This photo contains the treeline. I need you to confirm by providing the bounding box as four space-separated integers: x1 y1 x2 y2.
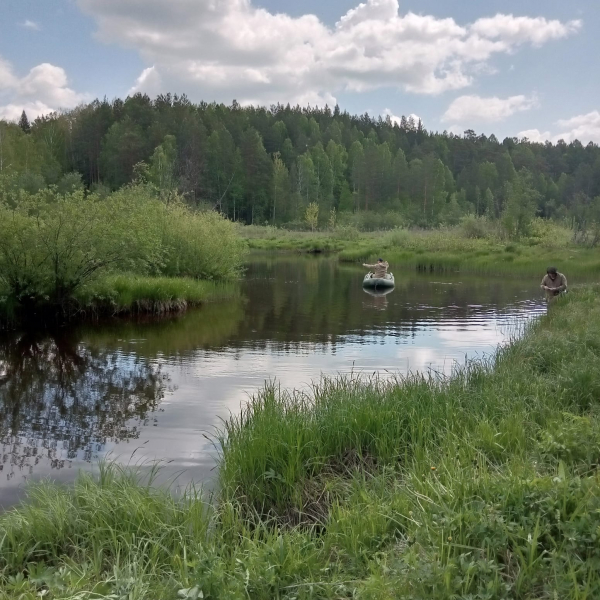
2 95 600 232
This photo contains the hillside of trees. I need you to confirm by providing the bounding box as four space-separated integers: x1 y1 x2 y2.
1 95 600 233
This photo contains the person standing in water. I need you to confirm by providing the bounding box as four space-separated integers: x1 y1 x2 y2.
363 258 389 279
541 266 567 299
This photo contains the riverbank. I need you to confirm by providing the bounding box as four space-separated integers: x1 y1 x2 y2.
242 222 600 277
0 275 240 330
2 286 600 598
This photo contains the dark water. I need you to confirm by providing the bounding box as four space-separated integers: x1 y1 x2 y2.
0 255 546 507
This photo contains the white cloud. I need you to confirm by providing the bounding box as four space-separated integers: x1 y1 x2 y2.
470 14 581 47
0 57 89 121
77 0 581 106
442 94 539 123
382 109 422 127
0 101 54 122
22 20 41 31
382 108 402 126
519 111 600 144
517 129 552 143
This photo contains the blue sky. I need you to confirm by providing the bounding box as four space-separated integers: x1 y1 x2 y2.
1 0 598 143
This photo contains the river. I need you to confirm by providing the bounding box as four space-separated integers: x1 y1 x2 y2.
0 254 546 507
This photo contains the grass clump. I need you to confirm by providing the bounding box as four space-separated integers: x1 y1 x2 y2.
74 274 240 315
3 287 600 598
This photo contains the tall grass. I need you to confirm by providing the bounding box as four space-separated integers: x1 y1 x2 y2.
2 287 600 598
241 225 348 253
220 287 600 518
74 274 240 315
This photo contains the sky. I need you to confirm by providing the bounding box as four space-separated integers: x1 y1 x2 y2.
1 0 599 144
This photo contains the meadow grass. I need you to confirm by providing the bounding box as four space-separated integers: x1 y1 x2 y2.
2 287 600 598
340 228 600 277
241 225 350 253
242 222 600 277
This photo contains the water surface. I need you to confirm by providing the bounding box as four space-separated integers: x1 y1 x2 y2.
0 255 546 506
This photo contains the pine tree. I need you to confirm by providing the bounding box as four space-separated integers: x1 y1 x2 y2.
19 110 31 134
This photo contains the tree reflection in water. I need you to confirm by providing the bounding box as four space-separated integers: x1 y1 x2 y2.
0 330 167 481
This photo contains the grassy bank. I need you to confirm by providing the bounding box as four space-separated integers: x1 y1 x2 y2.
0 275 240 330
242 222 600 277
75 274 240 315
2 287 600 598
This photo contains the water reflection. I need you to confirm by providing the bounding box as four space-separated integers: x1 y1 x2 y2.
0 256 547 506
0 331 166 496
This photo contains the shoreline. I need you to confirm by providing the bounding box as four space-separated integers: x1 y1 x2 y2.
242 224 600 277
0 275 240 331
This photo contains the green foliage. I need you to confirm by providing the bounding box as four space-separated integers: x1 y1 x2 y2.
0 188 163 306
304 201 319 232
460 214 494 239
0 185 246 321
3 97 600 229
501 169 540 239
159 200 247 280
328 207 337 230
148 134 178 195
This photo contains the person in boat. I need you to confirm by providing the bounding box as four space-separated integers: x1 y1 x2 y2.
363 258 389 279
540 266 567 299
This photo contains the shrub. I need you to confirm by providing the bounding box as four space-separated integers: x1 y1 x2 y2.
158 200 247 280
334 225 361 241
459 214 491 239
0 187 164 306
0 185 246 313
384 227 411 247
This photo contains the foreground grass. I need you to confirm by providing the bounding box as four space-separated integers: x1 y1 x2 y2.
2 287 600 598
242 222 600 277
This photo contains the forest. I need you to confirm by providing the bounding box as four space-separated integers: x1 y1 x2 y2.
1 94 600 236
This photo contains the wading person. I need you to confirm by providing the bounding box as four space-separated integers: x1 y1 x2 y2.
363 258 389 279
541 266 567 299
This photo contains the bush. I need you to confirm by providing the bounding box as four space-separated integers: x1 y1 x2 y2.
0 187 164 306
0 185 246 313
384 227 411 247
459 214 491 239
160 202 247 280
334 224 361 241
